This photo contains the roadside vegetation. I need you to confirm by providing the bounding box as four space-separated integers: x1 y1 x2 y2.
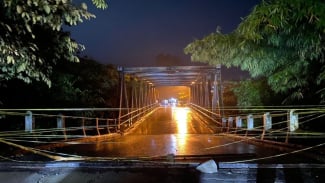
185 0 325 106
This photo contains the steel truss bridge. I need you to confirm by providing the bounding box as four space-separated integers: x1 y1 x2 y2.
0 66 325 182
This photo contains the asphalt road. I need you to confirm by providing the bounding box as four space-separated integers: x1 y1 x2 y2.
56 107 319 163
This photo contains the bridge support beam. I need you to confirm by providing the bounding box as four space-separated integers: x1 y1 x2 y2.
130 78 136 125
134 79 140 120
117 66 124 131
210 65 223 120
204 76 210 108
190 65 222 123
195 83 199 105
114 70 158 132
211 72 220 119
199 82 203 106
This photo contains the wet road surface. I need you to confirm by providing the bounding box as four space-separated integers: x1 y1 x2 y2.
57 107 320 163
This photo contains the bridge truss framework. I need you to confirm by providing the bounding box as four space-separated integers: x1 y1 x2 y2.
122 65 223 117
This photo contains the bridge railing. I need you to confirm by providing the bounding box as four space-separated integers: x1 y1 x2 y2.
189 103 221 126
222 108 325 146
118 103 159 130
188 105 325 146
0 104 159 143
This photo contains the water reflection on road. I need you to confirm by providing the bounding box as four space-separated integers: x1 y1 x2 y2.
58 107 262 158
172 107 189 151
172 107 189 135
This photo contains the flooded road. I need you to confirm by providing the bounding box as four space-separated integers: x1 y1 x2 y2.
57 107 317 163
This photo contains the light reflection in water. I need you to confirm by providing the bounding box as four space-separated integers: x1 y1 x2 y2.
172 107 190 153
173 107 189 134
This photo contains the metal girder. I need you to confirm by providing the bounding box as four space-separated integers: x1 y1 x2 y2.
124 65 220 86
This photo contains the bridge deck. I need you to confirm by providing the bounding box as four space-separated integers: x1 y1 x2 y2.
55 107 319 163
1 107 324 182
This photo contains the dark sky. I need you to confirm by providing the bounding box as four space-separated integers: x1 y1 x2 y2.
69 0 260 70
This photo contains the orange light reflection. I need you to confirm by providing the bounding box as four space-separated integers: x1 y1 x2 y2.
172 107 190 152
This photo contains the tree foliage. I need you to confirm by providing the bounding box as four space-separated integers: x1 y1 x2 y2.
232 79 275 108
0 57 118 108
51 57 119 108
185 0 325 104
0 0 108 86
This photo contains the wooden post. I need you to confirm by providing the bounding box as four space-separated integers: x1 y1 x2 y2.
25 111 34 132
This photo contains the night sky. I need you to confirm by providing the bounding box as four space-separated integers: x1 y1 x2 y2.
68 0 260 79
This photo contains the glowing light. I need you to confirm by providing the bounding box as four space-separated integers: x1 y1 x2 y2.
173 107 189 134
172 107 190 152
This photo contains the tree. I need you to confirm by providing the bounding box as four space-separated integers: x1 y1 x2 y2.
0 57 119 108
0 0 108 86
51 57 119 108
232 79 274 108
185 0 325 104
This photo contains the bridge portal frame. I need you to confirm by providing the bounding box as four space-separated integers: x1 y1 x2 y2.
189 65 223 119
123 65 223 120
117 66 158 131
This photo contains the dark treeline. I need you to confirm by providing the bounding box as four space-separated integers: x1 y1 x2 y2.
0 57 120 131
0 57 119 109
